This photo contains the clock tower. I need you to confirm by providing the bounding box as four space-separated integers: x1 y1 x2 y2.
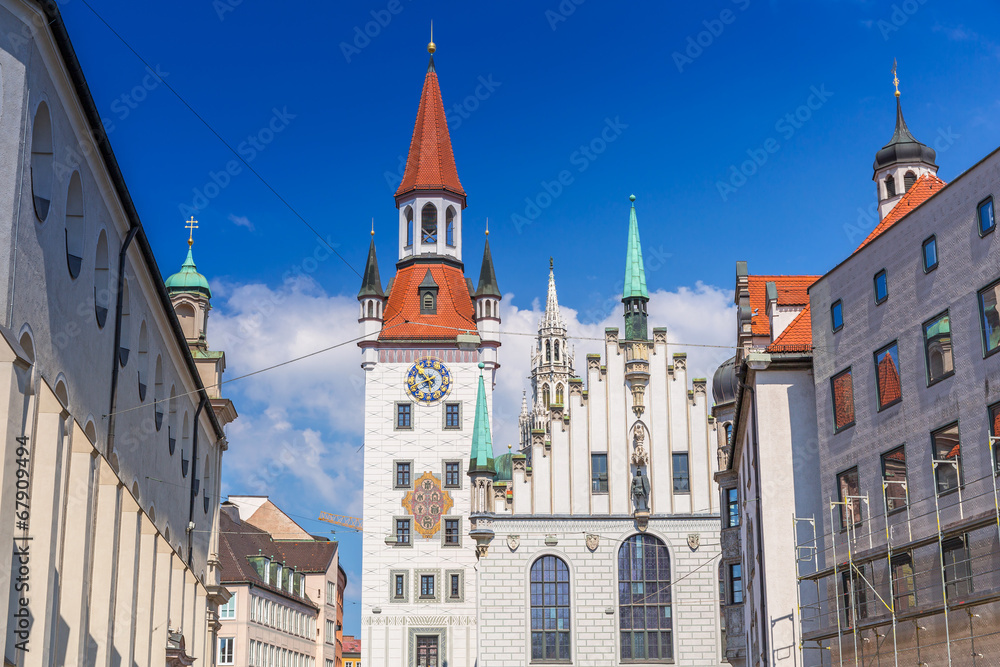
358 39 499 667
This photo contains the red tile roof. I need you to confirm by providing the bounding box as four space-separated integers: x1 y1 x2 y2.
395 61 466 201
342 635 361 655
767 304 812 353
379 262 477 341
748 275 819 337
876 354 902 407
855 174 946 251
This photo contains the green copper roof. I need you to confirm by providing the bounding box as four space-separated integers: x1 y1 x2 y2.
623 194 648 300
468 363 495 474
493 452 513 482
165 246 211 298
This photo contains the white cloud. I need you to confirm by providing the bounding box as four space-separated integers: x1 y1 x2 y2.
207 274 735 515
228 213 255 232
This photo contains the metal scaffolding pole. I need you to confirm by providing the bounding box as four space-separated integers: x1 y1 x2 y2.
882 478 902 667
830 501 846 667
931 457 959 667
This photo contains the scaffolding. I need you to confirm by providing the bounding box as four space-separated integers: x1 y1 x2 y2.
793 436 1000 666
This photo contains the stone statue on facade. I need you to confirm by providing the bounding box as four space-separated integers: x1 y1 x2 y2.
631 468 650 512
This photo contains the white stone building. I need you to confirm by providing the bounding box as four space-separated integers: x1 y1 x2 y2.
358 42 500 667
0 0 235 664
475 198 725 666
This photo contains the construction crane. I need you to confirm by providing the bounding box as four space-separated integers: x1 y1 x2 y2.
318 512 363 532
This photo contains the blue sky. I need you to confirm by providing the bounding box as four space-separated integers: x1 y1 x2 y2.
61 0 1000 637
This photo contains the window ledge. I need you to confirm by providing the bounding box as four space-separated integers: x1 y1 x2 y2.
877 399 902 413
927 371 955 388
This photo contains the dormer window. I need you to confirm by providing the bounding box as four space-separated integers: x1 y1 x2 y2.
418 269 438 314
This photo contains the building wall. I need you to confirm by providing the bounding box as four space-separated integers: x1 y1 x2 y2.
219 584 318 667
0 2 226 663
807 148 1000 662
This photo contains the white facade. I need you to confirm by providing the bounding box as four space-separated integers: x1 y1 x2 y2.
0 1 232 664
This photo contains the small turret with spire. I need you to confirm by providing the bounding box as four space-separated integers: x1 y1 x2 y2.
622 195 650 341
468 362 496 558
358 221 385 369
475 222 502 370
873 60 938 220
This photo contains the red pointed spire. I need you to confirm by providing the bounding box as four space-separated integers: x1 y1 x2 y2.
395 54 466 203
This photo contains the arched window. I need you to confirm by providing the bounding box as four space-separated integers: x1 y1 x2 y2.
725 422 733 445
546 340 551 362
137 322 148 401
405 206 414 246
446 206 456 246
153 356 164 430
31 102 53 221
542 384 550 409
167 386 177 454
555 384 564 405
95 230 110 328
367 301 374 318
904 170 917 192
529 555 571 661
66 171 84 278
485 300 491 318
181 412 190 477
423 293 434 311
884 174 895 198
619 534 673 661
554 340 560 361
176 302 197 339
119 279 131 366
421 203 437 244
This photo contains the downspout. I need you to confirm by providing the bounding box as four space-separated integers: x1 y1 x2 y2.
187 395 207 567
746 380 770 665
106 226 140 456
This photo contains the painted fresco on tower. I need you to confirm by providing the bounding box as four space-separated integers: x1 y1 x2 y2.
402 472 454 538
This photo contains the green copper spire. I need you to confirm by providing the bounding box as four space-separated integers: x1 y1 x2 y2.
623 194 648 300
165 246 212 298
468 362 495 474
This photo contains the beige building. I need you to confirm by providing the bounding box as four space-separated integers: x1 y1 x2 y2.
219 498 346 667
0 0 236 664
341 636 360 667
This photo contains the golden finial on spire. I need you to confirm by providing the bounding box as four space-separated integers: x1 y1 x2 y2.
185 216 199 247
892 58 900 98
485 217 489 236
371 217 375 237
428 20 435 54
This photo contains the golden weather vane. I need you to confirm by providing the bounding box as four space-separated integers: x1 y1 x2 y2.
185 216 199 247
892 58 900 98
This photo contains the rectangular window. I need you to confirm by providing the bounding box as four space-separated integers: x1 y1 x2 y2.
729 563 743 604
924 311 953 385
831 299 844 332
932 422 961 494
420 574 435 598
219 591 236 619
444 518 460 545
943 536 973 600
325 620 336 644
326 581 335 605
444 403 460 429
842 566 869 627
396 403 412 429
450 574 460 598
416 636 439 666
672 452 690 493
990 402 1000 473
218 638 235 665
881 446 908 512
874 269 888 304
979 279 1000 356
726 488 740 528
394 574 405 598
922 235 938 271
395 518 411 546
395 462 411 488
444 461 460 488
591 453 608 493
979 196 995 236
892 553 916 613
837 467 861 529
831 368 856 432
874 342 902 410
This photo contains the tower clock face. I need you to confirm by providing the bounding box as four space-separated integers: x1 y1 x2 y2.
405 358 452 404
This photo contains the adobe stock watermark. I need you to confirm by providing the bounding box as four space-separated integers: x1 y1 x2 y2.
545 0 586 31
340 0 408 63
876 0 930 40
179 106 296 217
716 85 833 202
672 0 751 73
510 117 628 233
842 125 960 245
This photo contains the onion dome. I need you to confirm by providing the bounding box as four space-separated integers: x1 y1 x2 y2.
165 246 211 299
712 355 738 405
493 452 513 482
